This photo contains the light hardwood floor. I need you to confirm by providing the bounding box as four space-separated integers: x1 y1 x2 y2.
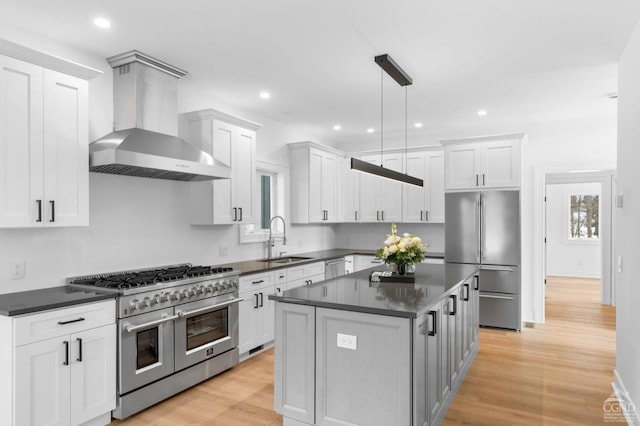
112 276 615 425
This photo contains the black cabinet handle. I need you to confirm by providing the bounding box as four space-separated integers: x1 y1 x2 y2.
474 276 479 291
254 294 259 309
276 287 281 293
49 200 55 222
76 338 83 362
233 207 238 221
426 210 429 221
381 211 385 221
483 174 485 186
259 292 264 307
58 317 85 325
36 200 42 222
239 207 243 221
252 279 264 284
420 211 423 221
476 174 479 186
428 311 437 336
376 211 380 221
63 341 69 366
355 211 358 221
449 295 457 316
463 283 470 301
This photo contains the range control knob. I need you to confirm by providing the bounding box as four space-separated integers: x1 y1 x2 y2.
140 297 151 307
170 291 180 301
153 294 163 304
229 280 238 289
180 289 190 299
204 284 214 293
220 281 228 290
195 285 204 295
214 283 222 292
129 299 140 311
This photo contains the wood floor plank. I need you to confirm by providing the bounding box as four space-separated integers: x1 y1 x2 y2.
112 276 615 425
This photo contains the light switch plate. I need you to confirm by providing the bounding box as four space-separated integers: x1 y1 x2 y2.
337 333 357 350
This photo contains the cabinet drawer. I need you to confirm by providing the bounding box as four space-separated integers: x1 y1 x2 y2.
239 271 274 293
275 269 287 284
479 292 520 330
13 299 115 346
286 261 325 281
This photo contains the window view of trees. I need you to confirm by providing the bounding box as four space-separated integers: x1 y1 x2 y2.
569 194 599 239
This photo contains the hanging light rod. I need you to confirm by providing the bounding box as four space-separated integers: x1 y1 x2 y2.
351 158 423 187
374 54 413 87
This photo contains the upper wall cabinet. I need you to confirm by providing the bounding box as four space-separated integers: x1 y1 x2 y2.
290 142 344 224
184 109 262 225
0 52 94 228
358 153 403 223
443 135 522 191
403 150 445 223
343 158 360 223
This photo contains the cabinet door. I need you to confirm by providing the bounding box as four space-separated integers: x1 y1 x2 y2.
440 298 451 404
308 149 324 222
321 152 337 222
15 337 71 426
425 151 445 223
445 143 481 190
256 288 275 346
70 324 116 425
238 293 259 354
358 155 381 222
403 152 426 223
481 139 520 188
426 306 443 424
343 158 360 222
446 293 459 386
42 70 89 227
212 120 235 223
234 127 256 222
0 56 44 227
380 153 403 222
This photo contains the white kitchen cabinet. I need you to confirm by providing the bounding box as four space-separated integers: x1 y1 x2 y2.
403 150 445 223
353 254 383 272
0 54 89 228
289 142 345 223
0 299 116 426
359 153 403 223
343 158 360 222
238 271 275 355
443 136 521 190
185 109 261 225
285 261 326 290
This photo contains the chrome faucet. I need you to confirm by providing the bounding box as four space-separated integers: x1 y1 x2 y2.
268 215 287 259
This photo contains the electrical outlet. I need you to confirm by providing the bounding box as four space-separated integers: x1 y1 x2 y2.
219 246 228 257
10 259 25 280
337 333 357 350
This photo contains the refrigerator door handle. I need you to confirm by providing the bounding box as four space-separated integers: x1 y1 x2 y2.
479 293 514 301
480 194 486 261
480 265 515 272
476 194 482 263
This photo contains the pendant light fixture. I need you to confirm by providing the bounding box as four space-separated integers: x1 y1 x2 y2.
350 54 424 187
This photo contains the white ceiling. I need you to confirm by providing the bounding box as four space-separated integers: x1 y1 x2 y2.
2 0 639 146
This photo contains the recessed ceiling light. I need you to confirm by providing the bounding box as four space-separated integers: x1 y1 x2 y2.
259 91 270 99
414 122 423 128
93 17 111 29
367 128 375 133
477 110 488 116
333 125 342 131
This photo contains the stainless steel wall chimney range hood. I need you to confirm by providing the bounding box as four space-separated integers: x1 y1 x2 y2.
89 50 231 181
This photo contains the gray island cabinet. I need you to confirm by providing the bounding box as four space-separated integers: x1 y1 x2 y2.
269 263 479 426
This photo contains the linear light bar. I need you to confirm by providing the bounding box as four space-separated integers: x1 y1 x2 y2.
351 158 423 187
374 54 413 87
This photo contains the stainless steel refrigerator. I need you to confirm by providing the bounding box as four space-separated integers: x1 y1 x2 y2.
445 190 521 330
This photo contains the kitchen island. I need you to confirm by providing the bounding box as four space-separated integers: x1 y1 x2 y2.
269 263 479 426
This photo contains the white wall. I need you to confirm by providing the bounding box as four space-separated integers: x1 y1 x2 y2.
615 18 640 418
0 29 337 294
546 183 601 278
335 223 445 254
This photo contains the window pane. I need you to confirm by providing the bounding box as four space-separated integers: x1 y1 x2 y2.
261 175 271 229
569 194 599 239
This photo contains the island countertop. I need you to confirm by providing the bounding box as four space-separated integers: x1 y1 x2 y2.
269 262 477 318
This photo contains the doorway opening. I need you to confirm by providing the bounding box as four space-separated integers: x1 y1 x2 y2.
543 171 614 319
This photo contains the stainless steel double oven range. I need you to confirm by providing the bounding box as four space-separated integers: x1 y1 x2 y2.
68 264 241 419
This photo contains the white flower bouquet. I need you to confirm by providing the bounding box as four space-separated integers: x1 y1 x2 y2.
375 222 428 268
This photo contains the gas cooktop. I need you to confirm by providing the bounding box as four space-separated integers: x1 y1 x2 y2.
67 264 236 293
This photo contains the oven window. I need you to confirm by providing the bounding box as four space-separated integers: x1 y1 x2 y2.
186 309 228 351
136 328 159 369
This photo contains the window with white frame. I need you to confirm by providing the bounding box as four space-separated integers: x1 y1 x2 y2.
569 194 599 240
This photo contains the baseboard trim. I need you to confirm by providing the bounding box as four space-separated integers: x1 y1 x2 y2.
612 369 639 425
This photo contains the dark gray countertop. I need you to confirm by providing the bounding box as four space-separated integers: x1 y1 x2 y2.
221 248 445 276
0 287 116 317
270 262 477 318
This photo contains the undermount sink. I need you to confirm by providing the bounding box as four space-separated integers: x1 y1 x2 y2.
257 256 312 264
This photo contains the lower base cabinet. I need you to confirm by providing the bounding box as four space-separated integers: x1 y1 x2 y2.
274 276 479 426
0 299 116 426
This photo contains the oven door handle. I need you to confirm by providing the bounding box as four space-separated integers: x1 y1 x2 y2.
176 298 244 318
125 314 180 333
